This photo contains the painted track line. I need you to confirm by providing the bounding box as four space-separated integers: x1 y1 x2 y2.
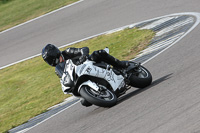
156 17 194 36
20 100 80 133
0 0 84 70
138 13 200 64
141 17 175 30
0 0 84 35
2 12 199 70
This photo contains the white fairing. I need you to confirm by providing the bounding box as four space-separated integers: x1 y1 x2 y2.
61 59 125 93
78 80 100 92
75 60 125 91
60 60 74 93
61 82 70 94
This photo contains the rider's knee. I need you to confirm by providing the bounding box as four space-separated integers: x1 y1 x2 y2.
90 51 100 61
98 50 108 57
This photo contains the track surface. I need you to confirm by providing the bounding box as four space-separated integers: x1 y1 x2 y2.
2 0 200 133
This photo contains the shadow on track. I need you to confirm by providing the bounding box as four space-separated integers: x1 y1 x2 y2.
117 73 173 104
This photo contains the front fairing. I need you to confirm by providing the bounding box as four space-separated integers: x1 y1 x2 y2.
58 60 75 93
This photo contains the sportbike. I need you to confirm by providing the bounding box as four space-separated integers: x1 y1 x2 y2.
59 48 152 107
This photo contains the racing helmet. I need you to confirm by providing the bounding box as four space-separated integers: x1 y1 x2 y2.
42 44 61 66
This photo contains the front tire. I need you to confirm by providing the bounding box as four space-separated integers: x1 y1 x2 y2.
79 86 117 107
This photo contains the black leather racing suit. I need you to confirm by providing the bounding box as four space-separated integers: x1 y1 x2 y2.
61 47 89 65
61 47 127 67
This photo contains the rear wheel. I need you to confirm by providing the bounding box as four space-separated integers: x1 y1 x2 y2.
79 86 117 107
128 65 152 88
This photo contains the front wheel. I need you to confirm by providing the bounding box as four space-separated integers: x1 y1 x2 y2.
79 86 117 107
128 65 152 88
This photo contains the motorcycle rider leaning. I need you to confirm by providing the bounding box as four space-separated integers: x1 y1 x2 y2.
42 44 129 106
42 44 129 68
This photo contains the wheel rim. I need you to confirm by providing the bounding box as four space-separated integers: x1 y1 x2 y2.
137 67 149 78
85 87 115 101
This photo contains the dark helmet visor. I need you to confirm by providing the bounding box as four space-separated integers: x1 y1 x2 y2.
42 44 61 66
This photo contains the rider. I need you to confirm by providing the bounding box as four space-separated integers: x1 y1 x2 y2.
42 44 129 106
42 44 129 68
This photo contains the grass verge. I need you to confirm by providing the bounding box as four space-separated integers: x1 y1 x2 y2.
0 28 155 132
0 0 79 32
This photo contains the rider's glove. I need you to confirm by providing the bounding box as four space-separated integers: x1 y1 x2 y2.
79 55 88 64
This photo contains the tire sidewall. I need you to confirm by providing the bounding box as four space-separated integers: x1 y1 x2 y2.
79 86 117 107
129 66 152 88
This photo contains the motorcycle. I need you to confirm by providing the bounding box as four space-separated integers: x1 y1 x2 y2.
57 48 152 107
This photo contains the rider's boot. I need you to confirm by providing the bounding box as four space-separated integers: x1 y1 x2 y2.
98 50 129 69
105 54 129 69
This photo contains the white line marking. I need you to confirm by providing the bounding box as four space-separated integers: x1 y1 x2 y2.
137 32 184 57
21 100 80 133
106 27 124 34
156 17 194 36
0 27 128 70
47 96 78 110
1 12 199 70
0 0 84 35
142 13 200 65
141 17 175 29
0 54 41 70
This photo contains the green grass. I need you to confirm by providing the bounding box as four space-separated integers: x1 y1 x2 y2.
68 29 154 60
0 0 79 31
0 28 154 132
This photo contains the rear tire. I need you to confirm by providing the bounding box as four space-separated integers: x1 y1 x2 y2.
129 65 152 88
79 86 117 107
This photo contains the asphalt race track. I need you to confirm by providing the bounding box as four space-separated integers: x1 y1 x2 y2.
2 0 200 133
